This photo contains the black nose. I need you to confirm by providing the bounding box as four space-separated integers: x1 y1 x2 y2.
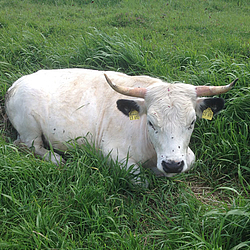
162 160 184 173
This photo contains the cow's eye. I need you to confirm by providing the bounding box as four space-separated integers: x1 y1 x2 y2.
148 121 157 131
148 121 154 128
188 119 196 130
148 120 159 133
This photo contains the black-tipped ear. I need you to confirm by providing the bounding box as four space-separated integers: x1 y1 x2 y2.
201 98 225 114
196 97 225 118
117 99 140 116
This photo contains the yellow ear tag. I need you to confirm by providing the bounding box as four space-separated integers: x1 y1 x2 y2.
129 110 140 120
202 107 213 120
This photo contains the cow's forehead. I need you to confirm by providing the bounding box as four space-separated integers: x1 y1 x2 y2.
145 83 197 126
146 82 197 100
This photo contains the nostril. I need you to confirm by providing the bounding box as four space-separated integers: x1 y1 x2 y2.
162 160 184 174
177 160 183 166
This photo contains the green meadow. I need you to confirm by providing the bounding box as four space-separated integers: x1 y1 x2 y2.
0 0 250 249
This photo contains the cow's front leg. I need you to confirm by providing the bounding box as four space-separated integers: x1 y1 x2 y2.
17 135 65 165
103 148 148 187
120 158 148 188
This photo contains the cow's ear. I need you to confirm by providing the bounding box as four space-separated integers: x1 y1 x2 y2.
117 99 146 117
196 97 225 118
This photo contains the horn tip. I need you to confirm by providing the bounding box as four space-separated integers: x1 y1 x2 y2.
104 73 115 86
231 78 238 87
104 73 108 81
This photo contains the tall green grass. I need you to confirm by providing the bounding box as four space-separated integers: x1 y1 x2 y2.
0 0 250 249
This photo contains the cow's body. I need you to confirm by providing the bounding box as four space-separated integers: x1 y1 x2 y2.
5 68 235 184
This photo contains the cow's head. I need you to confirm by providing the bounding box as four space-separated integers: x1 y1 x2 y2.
104 74 237 176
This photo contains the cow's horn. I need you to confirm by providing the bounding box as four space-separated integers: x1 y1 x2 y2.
196 78 238 97
104 74 147 98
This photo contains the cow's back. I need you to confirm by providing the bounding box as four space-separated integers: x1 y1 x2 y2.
5 69 160 152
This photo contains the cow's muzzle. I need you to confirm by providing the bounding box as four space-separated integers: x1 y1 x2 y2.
162 160 184 174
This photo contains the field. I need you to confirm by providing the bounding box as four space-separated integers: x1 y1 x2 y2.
0 0 250 249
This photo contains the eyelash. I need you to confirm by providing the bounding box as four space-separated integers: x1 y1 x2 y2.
188 119 196 130
148 121 158 133
148 121 154 129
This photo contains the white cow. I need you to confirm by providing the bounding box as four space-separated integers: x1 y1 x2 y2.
5 68 236 183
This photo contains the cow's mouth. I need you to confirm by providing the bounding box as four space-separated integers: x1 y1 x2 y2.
162 160 184 174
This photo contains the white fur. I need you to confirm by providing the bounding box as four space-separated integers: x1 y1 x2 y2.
6 68 204 181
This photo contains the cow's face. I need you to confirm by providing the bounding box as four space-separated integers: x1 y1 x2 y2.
144 84 198 176
116 83 225 176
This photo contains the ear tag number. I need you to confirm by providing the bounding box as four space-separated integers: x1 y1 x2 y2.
202 108 213 120
129 110 140 120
